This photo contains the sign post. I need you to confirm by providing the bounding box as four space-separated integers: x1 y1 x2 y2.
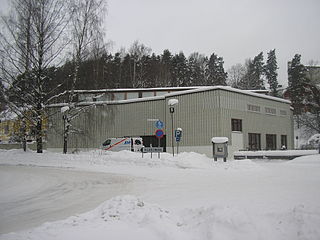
175 128 182 155
155 129 164 158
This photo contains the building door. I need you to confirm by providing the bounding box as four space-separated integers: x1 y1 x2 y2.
266 134 277 150
248 133 261 150
231 132 244 151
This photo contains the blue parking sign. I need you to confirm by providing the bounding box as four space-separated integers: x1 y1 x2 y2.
175 129 182 142
155 120 164 129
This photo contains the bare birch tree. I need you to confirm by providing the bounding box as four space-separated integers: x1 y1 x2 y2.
63 0 107 154
0 0 69 153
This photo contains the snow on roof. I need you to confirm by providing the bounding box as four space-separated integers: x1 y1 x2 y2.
168 99 179 106
165 86 291 104
0 109 18 121
47 86 291 108
211 137 228 143
71 86 205 93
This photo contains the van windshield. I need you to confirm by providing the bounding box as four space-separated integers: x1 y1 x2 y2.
102 139 111 146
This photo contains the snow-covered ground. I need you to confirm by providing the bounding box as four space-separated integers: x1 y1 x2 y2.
0 149 320 240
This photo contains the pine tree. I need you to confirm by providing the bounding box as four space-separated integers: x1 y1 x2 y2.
239 52 265 90
171 52 188 87
160 50 172 87
251 52 265 89
206 53 227 86
288 54 309 115
265 49 278 96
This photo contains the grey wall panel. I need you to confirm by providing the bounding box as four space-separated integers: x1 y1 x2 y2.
47 88 293 152
47 99 165 150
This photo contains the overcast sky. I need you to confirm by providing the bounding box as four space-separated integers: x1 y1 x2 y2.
1 0 319 86
106 0 320 86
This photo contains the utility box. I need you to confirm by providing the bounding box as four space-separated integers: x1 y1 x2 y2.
211 137 228 162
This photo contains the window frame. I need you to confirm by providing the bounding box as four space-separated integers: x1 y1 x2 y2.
248 133 261 151
231 118 242 132
266 134 277 150
281 135 287 148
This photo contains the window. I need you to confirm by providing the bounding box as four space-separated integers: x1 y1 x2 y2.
265 107 276 115
281 135 287 148
280 110 287 116
248 104 260 112
231 119 242 132
4 124 9 134
266 134 277 150
102 139 111 146
248 133 261 150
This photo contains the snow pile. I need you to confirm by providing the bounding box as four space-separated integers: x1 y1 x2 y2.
1 195 189 240
0 149 263 171
286 154 320 164
2 195 320 240
1 150 320 240
308 134 320 146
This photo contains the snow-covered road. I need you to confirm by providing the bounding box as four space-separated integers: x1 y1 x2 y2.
0 150 319 240
0 165 144 234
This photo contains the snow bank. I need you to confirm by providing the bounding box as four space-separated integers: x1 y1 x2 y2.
1 150 320 240
2 195 320 240
0 149 262 172
1 195 188 240
286 154 320 164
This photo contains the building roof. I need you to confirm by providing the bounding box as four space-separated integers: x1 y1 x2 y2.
48 86 291 108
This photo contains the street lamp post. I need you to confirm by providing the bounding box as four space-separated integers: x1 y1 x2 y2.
168 99 179 157
169 106 175 156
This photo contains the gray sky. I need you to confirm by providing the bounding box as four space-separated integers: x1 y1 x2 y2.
1 0 319 86
106 0 320 86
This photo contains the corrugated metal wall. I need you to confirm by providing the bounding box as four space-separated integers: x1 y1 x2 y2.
47 98 165 150
47 88 293 152
164 89 293 150
165 91 220 148
217 90 293 150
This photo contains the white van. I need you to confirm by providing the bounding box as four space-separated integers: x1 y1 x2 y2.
101 137 143 152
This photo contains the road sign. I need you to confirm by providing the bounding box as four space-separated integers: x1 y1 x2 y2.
175 129 182 142
155 129 164 139
142 147 163 153
155 120 164 129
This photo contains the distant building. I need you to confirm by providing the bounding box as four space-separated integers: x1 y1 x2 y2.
306 65 320 86
47 86 294 157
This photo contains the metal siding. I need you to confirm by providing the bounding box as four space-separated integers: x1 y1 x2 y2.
47 99 165 150
218 89 293 150
165 91 219 148
47 88 293 152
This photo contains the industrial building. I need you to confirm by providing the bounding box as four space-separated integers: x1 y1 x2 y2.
47 86 294 157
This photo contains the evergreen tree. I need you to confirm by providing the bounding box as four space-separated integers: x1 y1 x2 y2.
265 49 278 96
288 54 309 115
206 53 227 86
251 52 265 89
160 50 172 87
171 52 188 87
239 52 265 90
121 54 133 88
187 52 207 86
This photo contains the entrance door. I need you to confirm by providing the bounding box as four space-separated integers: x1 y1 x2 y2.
231 132 244 151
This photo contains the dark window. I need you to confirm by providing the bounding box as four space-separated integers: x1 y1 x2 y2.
135 139 142 145
281 135 287 148
231 119 242 132
102 139 111 146
138 92 143 98
266 134 277 150
248 133 261 150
